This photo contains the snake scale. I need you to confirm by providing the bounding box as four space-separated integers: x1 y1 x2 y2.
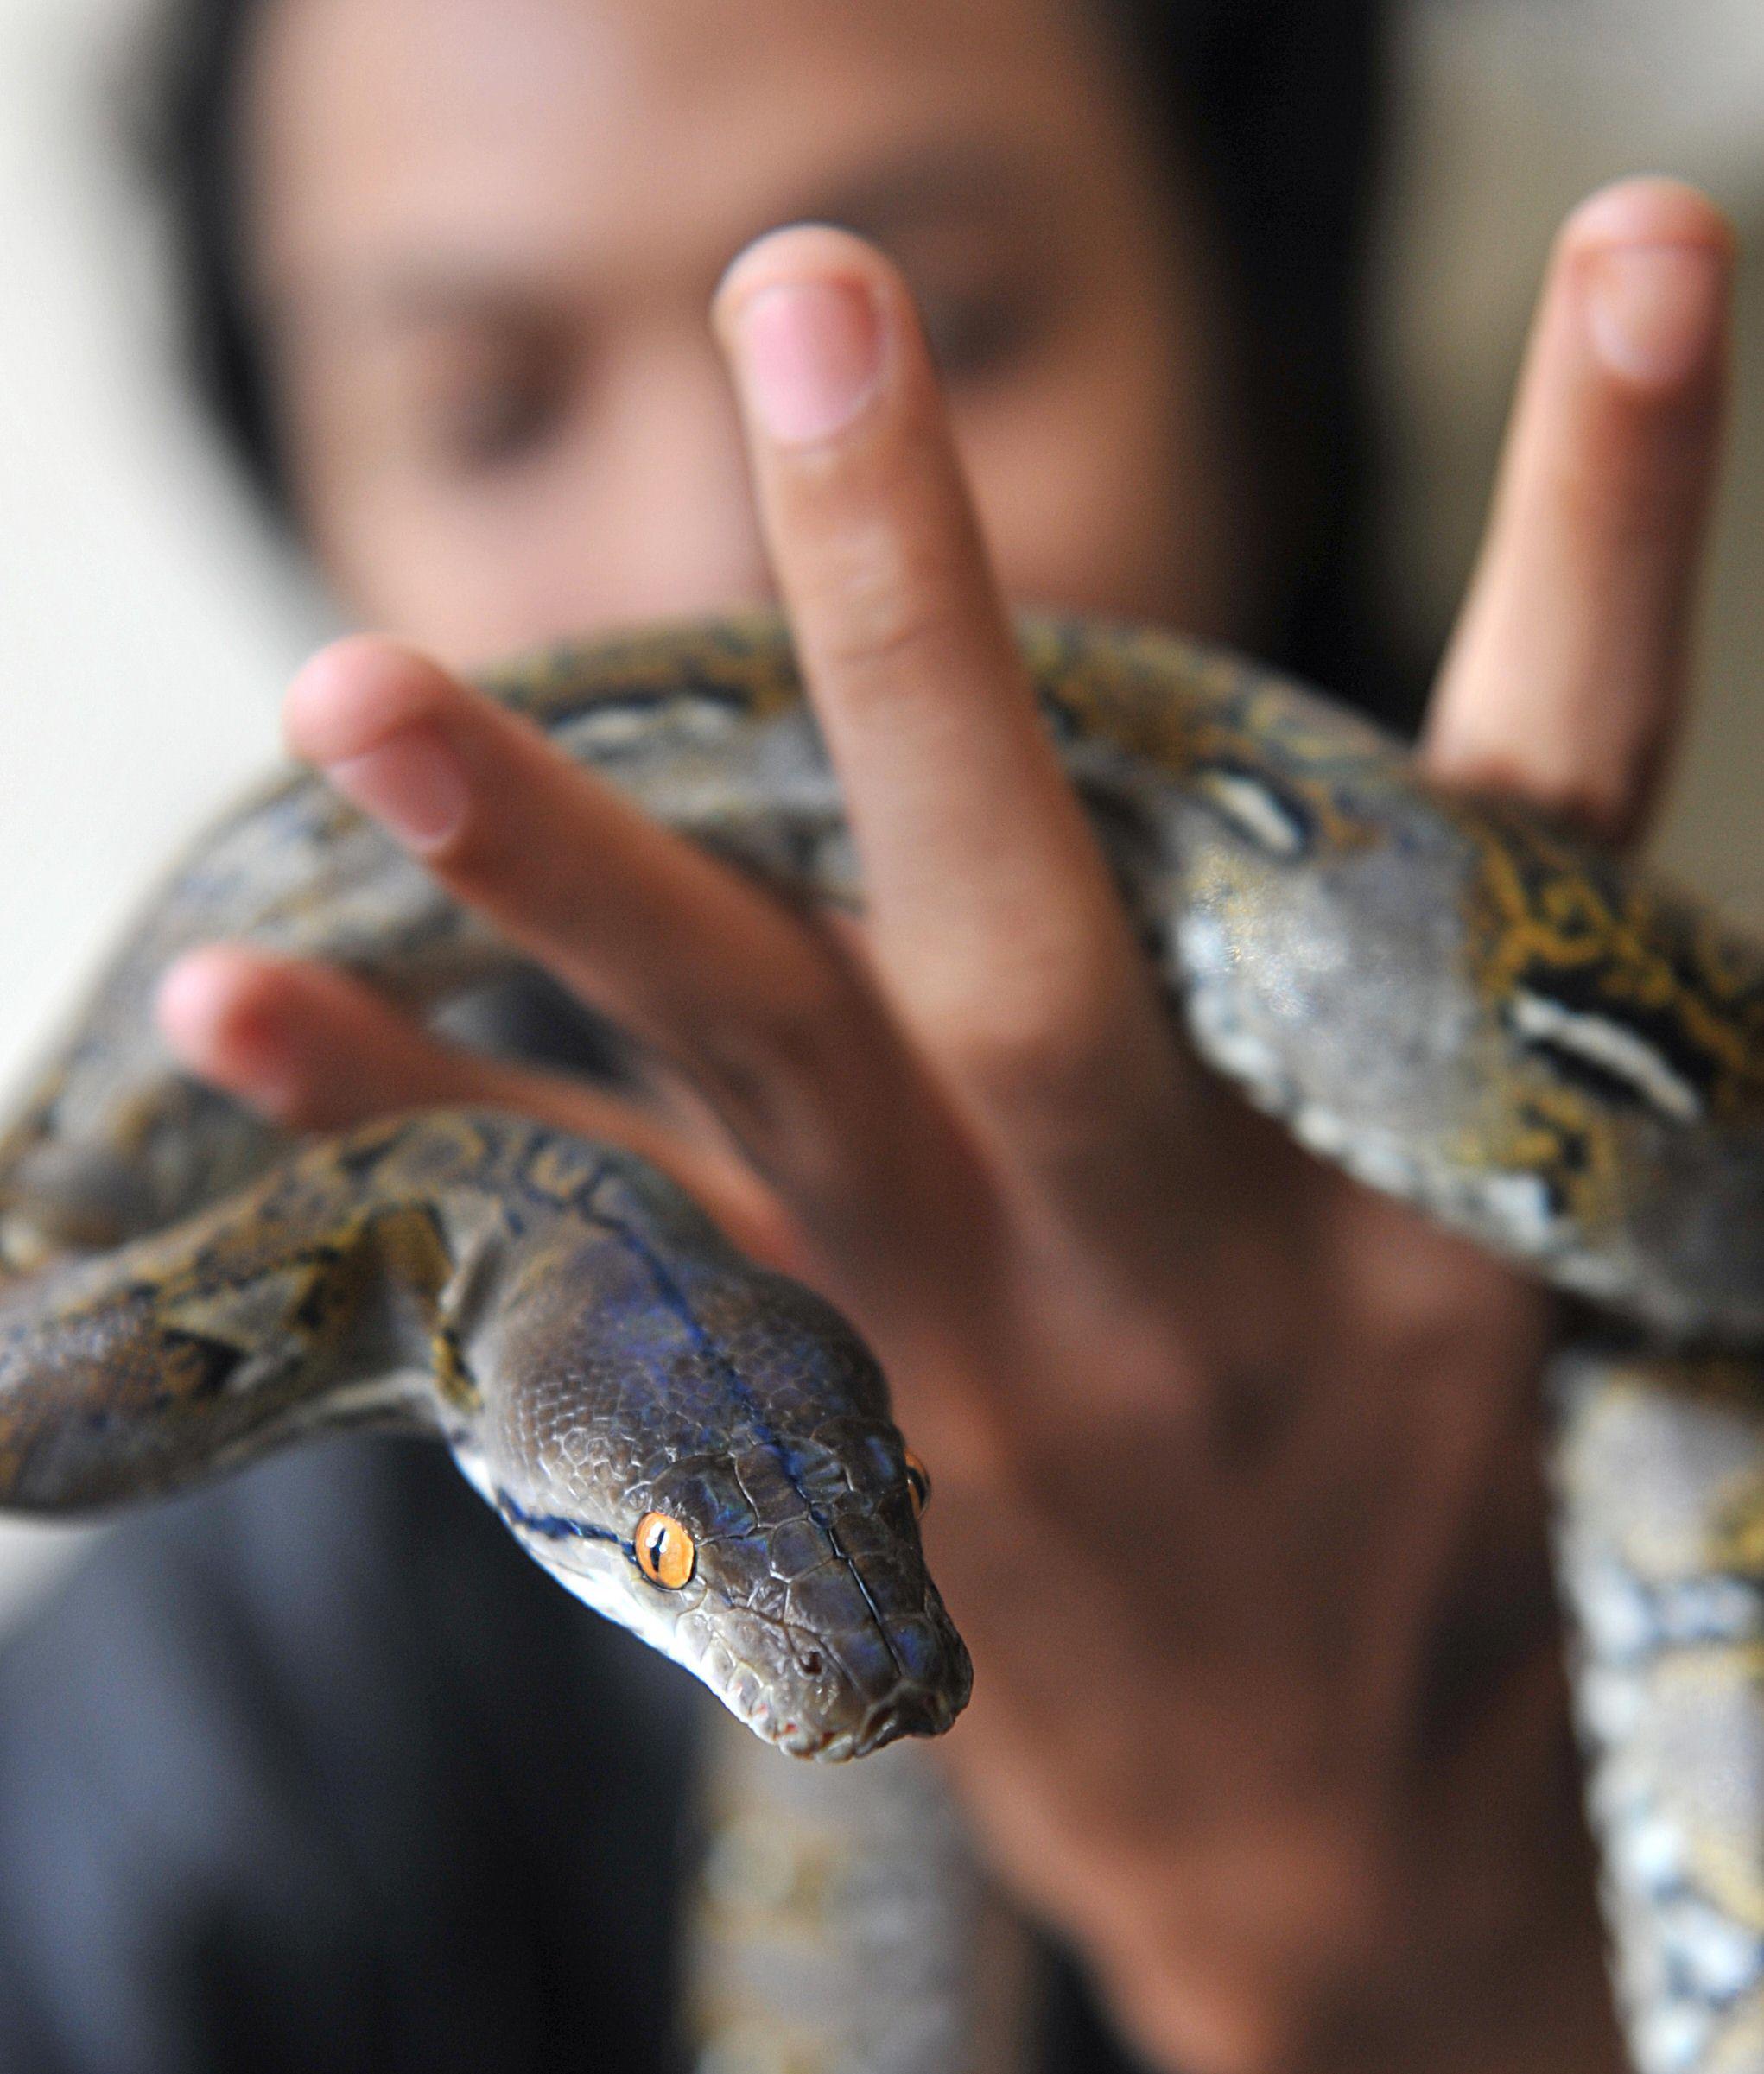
0 613 1761 2071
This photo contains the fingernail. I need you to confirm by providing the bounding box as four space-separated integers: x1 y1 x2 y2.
733 278 883 445
1586 243 1726 387
325 724 469 850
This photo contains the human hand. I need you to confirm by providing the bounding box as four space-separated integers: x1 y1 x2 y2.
159 179 1732 2074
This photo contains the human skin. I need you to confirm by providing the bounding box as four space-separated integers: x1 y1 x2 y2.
155 1 1735 2067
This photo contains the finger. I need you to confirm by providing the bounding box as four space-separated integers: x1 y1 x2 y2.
155 945 793 1264
1425 178 1734 846
280 635 940 1193
713 225 1174 1114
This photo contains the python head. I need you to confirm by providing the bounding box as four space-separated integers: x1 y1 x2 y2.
448 1154 972 1760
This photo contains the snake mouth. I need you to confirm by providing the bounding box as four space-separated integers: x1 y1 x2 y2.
746 1684 964 1762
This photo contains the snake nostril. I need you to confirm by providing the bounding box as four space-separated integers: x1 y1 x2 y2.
797 1649 824 1678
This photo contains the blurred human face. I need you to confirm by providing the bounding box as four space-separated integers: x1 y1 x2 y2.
243 0 1242 668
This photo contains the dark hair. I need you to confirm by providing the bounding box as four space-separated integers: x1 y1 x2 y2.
142 0 1410 720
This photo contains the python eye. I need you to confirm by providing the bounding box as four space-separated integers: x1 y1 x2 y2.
634 1511 696 1589
904 1451 932 1520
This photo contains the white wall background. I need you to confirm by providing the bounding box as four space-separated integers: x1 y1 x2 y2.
0 0 320 1072
0 0 322 1615
0 0 1761 1621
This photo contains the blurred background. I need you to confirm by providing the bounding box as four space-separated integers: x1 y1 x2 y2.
0 0 1761 1620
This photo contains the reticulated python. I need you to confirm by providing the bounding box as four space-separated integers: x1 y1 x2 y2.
1 615 1760 2072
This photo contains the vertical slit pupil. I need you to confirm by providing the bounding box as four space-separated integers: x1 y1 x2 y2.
905 1456 931 1517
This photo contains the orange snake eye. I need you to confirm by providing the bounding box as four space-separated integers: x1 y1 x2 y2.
904 1451 932 1520
634 1511 696 1589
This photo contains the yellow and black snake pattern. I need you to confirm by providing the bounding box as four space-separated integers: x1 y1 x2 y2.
0 614 1761 2071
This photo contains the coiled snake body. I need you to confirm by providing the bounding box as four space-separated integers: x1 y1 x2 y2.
1 616 1761 2071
